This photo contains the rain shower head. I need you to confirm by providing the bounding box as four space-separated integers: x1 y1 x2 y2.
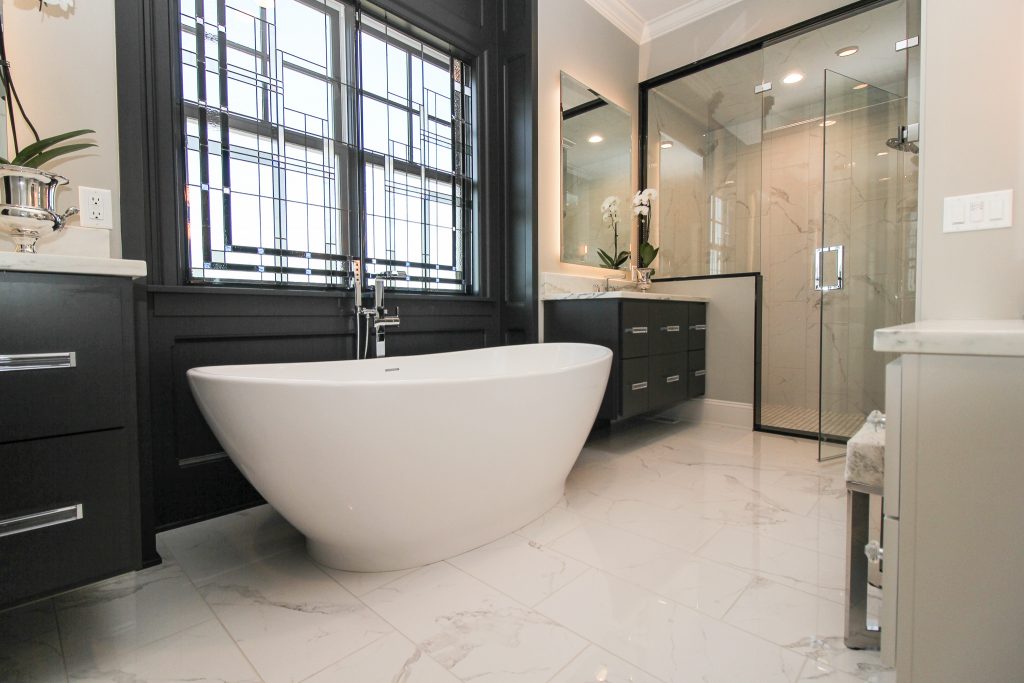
886 136 919 154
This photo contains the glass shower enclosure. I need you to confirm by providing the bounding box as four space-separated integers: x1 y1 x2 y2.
644 0 918 459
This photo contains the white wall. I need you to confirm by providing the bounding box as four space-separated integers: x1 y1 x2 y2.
916 0 1024 319
2 0 122 256
538 0 639 278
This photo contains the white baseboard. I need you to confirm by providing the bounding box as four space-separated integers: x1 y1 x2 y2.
657 398 753 429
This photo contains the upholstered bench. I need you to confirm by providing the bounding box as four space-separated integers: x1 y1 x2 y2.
844 412 885 650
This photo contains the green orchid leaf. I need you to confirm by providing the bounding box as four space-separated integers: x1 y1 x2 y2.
11 129 96 167
638 242 660 268
16 143 97 170
0 157 8 165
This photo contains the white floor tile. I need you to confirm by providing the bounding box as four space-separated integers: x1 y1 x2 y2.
199 548 393 683
318 565 416 597
723 578 845 648
55 561 213 673
549 521 753 619
361 562 587 683
303 631 460 683
66 619 259 682
515 497 585 545
0 601 66 683
697 526 846 603
795 637 896 683
547 644 664 683
536 569 806 683
448 533 588 607
158 503 303 586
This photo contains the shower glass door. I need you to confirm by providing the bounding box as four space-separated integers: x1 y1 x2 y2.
818 70 916 460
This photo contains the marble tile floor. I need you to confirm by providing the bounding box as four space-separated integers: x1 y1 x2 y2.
0 420 895 683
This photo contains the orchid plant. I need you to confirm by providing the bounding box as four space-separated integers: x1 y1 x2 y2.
0 1 93 169
596 195 629 269
632 188 659 269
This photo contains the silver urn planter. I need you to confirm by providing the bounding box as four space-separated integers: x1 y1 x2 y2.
0 164 79 253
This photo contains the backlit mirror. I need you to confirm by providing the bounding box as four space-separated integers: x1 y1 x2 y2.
560 72 632 269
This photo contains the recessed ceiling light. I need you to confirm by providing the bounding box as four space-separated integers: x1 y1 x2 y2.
724 179 736 186
877 151 889 156
588 134 604 144
853 83 869 90
820 119 837 127
782 72 804 85
660 141 673 149
879 177 891 182
836 45 859 57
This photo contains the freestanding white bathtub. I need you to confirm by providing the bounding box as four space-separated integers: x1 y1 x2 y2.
187 343 611 572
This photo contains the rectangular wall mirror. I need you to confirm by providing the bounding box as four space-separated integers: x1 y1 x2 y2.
560 72 632 270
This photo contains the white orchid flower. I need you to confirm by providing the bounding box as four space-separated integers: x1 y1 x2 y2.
601 196 619 212
41 0 74 10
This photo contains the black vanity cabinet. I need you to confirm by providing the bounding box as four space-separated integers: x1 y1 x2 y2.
544 298 707 421
0 270 141 609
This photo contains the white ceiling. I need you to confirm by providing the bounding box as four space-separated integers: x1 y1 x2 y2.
583 0 744 44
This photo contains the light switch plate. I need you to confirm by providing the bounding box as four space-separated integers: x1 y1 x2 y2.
943 189 1013 233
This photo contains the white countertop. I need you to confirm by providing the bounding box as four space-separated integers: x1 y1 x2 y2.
541 290 709 302
874 320 1024 357
0 253 147 278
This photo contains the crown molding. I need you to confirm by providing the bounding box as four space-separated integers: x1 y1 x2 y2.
583 0 646 44
585 0 745 45
644 0 746 42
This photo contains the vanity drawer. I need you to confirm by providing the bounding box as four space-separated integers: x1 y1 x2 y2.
620 357 650 418
650 303 687 355
0 429 139 607
621 302 649 359
650 352 687 409
0 275 129 443
687 303 707 350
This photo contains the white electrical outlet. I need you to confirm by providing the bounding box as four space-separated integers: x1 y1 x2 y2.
78 186 113 229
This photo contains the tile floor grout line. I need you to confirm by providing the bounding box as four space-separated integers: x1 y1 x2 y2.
48 598 71 683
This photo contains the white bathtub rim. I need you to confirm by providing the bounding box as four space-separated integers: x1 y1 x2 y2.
187 342 612 388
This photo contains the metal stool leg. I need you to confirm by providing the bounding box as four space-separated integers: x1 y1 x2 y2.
845 488 880 649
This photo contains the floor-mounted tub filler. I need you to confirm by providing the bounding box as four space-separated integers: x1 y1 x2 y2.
187 343 612 572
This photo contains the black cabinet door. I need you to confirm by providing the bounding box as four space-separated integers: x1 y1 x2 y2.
620 302 649 359
650 352 687 409
620 357 650 418
650 303 687 355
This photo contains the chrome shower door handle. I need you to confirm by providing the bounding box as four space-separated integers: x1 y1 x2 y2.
814 245 845 291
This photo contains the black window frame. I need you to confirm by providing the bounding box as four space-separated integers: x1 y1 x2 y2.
134 0 481 295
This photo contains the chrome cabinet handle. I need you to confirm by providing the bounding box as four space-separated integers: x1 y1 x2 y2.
0 352 76 372
625 326 648 335
666 375 680 383
688 324 707 331
0 504 83 538
660 325 680 333
694 370 707 377
631 381 648 391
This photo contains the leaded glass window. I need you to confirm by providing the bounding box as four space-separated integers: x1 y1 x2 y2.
179 0 473 292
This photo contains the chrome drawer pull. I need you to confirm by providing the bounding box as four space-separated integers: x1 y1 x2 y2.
666 375 680 383
625 326 648 335
0 352 76 372
688 324 707 331
0 504 83 538
631 381 648 391
694 370 707 377
660 325 680 333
